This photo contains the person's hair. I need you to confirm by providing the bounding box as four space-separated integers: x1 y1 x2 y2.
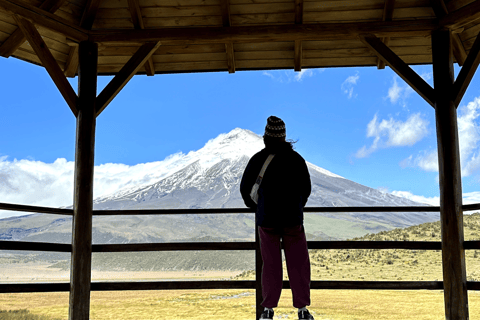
263 135 297 152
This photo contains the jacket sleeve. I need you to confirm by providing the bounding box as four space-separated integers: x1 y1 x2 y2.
240 156 258 210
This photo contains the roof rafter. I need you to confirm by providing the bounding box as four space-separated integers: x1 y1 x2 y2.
452 31 480 107
220 0 235 73
377 0 395 69
294 0 303 71
0 0 67 57
14 15 78 115
430 0 467 66
80 0 101 30
64 45 79 78
440 0 480 30
89 20 437 44
127 0 155 76
96 42 161 117
360 34 435 107
0 0 88 41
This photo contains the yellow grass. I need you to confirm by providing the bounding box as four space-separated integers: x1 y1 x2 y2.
2 290 480 319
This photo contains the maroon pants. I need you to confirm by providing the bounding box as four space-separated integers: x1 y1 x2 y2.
258 225 311 309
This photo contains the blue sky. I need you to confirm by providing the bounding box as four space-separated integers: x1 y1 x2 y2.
1 56 479 218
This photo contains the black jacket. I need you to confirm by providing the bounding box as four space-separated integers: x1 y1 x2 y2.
240 143 311 227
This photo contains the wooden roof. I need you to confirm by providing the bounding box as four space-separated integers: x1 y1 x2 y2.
0 0 479 76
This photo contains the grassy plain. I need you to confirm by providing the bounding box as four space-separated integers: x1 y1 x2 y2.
2 213 480 319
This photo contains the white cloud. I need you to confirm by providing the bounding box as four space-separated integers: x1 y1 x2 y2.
356 113 429 158
388 77 402 104
295 69 313 81
0 153 188 218
341 72 359 99
392 190 480 207
403 97 480 177
262 69 317 83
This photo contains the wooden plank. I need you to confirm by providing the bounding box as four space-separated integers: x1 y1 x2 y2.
19 39 69 62
96 42 161 116
235 41 293 51
0 0 67 57
0 0 88 41
460 22 480 42
93 16 223 28
99 43 226 55
303 56 377 67
127 0 144 29
453 31 480 106
89 19 438 44
69 40 97 320
0 240 71 252
231 13 295 25
440 0 480 30
220 0 231 27
14 15 77 115
229 3 294 15
430 0 467 66
220 0 235 73
235 58 293 68
0 202 73 215
360 34 435 107
303 7 434 23
80 0 102 29
64 45 79 77
432 29 469 320
127 0 154 75
142 6 222 17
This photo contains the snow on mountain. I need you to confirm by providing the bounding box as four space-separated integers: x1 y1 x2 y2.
91 128 437 230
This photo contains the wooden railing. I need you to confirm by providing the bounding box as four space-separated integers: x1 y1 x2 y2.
1 202 480 318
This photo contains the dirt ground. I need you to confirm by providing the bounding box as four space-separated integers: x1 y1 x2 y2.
0 263 243 282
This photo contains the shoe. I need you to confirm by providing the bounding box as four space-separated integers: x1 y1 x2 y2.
259 309 274 319
298 308 314 320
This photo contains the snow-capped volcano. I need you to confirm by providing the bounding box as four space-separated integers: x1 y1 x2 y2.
92 128 436 229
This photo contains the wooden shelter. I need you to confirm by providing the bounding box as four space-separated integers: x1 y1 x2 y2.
1 0 480 319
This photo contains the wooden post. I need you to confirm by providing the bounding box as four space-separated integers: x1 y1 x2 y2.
69 40 98 320
255 226 263 320
432 29 469 320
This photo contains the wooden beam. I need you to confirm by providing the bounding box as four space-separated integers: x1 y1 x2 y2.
89 19 437 44
0 0 88 42
453 31 480 106
14 15 78 115
432 29 469 320
64 45 79 78
127 0 144 29
0 0 67 58
295 0 303 24
69 40 97 320
80 0 101 30
440 0 480 30
377 0 395 69
220 0 235 73
294 0 303 71
360 34 435 107
430 0 467 66
294 40 302 71
96 42 161 116
0 28 25 57
127 0 155 76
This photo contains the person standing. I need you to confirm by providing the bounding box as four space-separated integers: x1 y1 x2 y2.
240 116 314 320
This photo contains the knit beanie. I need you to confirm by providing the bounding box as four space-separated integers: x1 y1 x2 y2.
264 116 286 138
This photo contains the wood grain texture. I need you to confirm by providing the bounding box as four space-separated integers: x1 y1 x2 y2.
69 40 98 320
432 29 469 320
0 0 87 41
453 31 480 106
80 0 101 29
64 45 79 77
89 19 437 44
440 0 480 29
